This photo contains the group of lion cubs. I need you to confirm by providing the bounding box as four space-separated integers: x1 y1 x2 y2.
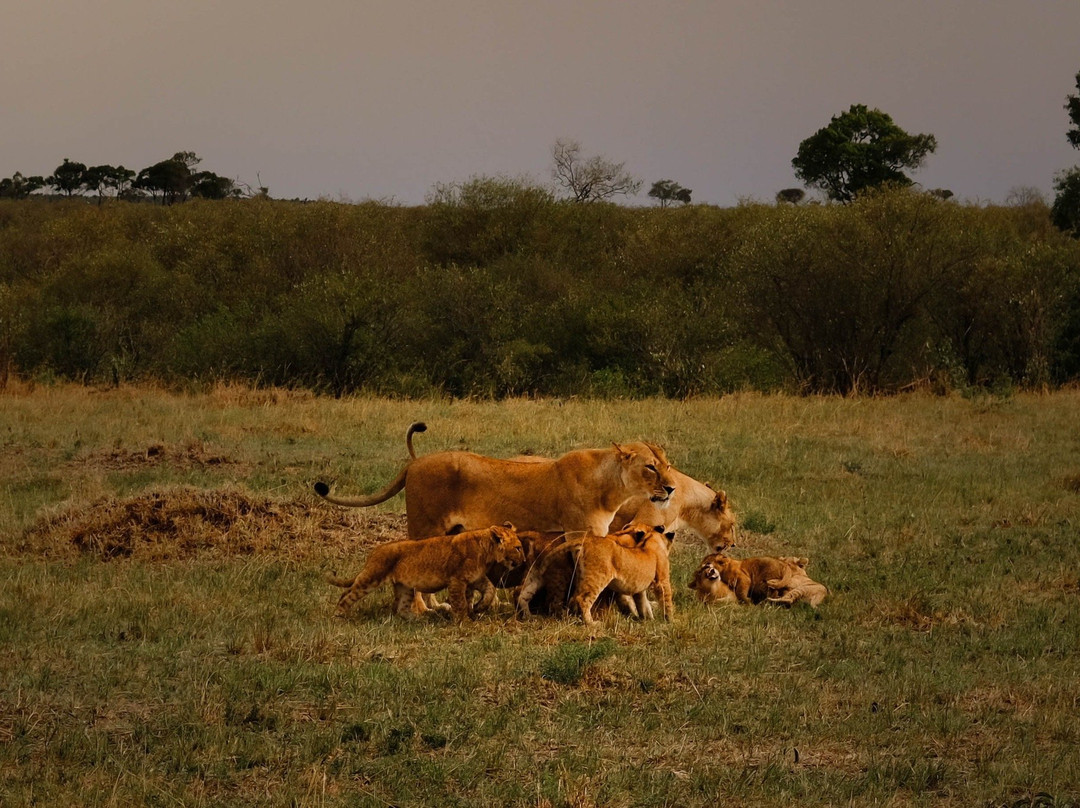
316 423 827 626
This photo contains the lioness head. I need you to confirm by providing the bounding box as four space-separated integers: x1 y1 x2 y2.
697 488 737 553
614 442 677 505
490 522 526 567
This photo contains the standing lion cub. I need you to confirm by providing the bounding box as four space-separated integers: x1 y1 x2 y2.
570 523 676 626
327 523 525 622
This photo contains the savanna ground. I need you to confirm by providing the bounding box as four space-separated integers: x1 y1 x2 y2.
1 383 1079 807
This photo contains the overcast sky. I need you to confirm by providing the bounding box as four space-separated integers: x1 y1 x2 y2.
3 1 1079 205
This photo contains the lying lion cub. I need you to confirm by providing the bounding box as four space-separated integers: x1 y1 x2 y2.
328 523 525 622
689 553 828 608
570 523 675 626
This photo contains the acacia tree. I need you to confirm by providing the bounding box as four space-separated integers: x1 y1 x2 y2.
1052 168 1080 237
1053 71 1080 236
83 165 136 203
48 158 88 196
1066 69 1080 149
136 152 200 204
551 139 641 203
648 179 692 208
190 171 239 199
0 172 45 199
792 104 937 203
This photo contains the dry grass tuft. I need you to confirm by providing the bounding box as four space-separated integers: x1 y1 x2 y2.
72 440 243 472
14 486 405 562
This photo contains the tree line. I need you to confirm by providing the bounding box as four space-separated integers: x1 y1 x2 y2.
0 152 253 204
4 68 1080 231
1 184 1077 397
2 76 1079 397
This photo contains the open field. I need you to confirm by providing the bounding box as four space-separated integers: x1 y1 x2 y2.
2 383 1079 807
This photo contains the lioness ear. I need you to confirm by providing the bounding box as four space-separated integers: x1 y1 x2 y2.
644 442 669 462
712 490 728 510
503 521 515 531
612 442 635 461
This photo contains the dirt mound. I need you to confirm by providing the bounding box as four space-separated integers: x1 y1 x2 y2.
16 486 406 562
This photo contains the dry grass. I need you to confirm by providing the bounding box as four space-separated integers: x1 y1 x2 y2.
15 484 405 562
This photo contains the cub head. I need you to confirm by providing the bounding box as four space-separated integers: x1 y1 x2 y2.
688 558 738 603
489 522 526 567
613 442 677 506
615 522 676 548
706 554 751 593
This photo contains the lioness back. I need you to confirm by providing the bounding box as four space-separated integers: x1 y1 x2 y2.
403 443 675 539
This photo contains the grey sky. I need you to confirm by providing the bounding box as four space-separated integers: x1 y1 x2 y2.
3 1 1079 205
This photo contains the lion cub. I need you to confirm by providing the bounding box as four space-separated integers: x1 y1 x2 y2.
328 523 525 622
515 524 665 619
689 553 828 608
687 557 739 604
570 523 675 626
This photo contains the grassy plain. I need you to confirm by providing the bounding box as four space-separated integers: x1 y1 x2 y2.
1 383 1079 807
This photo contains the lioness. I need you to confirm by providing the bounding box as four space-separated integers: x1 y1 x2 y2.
315 423 676 540
689 553 828 608
509 444 736 552
327 523 525 622
570 523 675 626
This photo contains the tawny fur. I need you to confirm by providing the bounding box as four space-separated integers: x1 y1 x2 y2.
764 557 829 608
687 558 739 604
689 553 828 608
569 523 675 626
316 423 677 539
614 472 737 552
513 449 738 553
515 526 647 619
327 524 525 622
316 424 678 616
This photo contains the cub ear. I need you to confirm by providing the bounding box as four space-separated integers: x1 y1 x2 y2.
633 529 648 542
664 531 676 542
652 525 666 534
490 527 503 544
